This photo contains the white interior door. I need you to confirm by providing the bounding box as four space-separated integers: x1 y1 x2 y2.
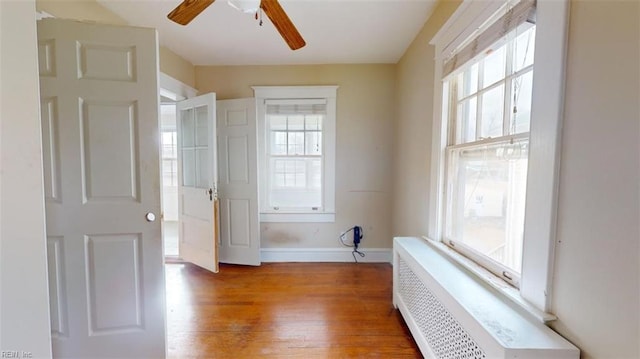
217 98 260 266
177 93 219 272
37 19 165 358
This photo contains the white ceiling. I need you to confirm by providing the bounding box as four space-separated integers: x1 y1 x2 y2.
97 0 438 66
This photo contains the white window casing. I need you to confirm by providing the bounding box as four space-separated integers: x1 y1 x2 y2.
428 0 570 316
253 86 338 223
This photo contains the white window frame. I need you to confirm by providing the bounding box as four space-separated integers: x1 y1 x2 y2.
428 0 570 316
253 86 338 223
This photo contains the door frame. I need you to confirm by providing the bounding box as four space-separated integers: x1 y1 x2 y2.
160 73 197 102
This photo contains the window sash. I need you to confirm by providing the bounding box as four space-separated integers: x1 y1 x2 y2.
267 156 323 211
444 136 529 285
449 25 535 146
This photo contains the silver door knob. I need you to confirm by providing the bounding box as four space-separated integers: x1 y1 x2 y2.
145 212 156 222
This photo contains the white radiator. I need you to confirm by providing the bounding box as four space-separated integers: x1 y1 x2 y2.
393 237 579 359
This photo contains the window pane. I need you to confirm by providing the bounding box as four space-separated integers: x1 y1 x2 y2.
288 132 304 155
305 115 322 130
271 131 287 155
181 108 194 147
458 97 477 143
458 63 479 99
482 46 506 87
270 115 287 130
274 160 285 172
285 174 295 187
162 132 173 145
269 158 322 209
195 106 208 147
285 160 295 174
171 160 178 186
288 115 304 130
182 148 195 187
196 148 208 189
310 159 322 189
511 71 534 134
305 132 322 155
447 140 528 273
480 84 505 139
513 27 536 72
162 131 176 158
274 173 285 187
162 159 174 186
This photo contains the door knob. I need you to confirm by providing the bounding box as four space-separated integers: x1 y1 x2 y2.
145 212 156 222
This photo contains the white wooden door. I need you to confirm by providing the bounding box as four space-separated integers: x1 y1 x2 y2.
216 98 261 266
176 93 219 272
37 19 165 358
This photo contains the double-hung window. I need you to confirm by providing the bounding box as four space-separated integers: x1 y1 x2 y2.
266 101 325 210
440 0 537 287
445 25 536 285
431 0 569 314
254 86 338 223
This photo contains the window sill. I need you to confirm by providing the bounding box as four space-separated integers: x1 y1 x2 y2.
260 212 335 223
420 236 557 323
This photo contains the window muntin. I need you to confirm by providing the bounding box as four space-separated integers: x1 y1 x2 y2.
444 25 536 283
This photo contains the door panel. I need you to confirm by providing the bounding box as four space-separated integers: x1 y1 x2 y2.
85 234 143 335
227 199 251 246
177 93 219 273
81 100 140 202
217 98 260 266
38 19 165 358
47 236 68 339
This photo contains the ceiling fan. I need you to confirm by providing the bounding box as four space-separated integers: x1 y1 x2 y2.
167 0 306 50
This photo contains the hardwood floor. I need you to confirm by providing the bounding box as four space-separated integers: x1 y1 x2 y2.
165 262 421 358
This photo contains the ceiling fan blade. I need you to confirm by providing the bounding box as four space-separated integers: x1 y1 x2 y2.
260 0 306 50
168 0 215 25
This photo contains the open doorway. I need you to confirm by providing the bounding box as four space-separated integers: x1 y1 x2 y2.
161 102 179 258
159 75 197 259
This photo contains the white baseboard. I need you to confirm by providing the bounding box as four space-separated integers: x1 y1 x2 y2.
260 247 392 263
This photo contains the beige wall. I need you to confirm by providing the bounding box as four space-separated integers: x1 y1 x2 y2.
549 1 640 358
159 46 196 88
36 0 196 88
393 0 640 358
0 1 52 357
393 0 461 237
196 65 396 248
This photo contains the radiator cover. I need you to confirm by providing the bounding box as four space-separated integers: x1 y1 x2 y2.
393 237 579 359
398 258 486 359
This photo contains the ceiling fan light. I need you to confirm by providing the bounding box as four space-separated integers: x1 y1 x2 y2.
227 0 260 14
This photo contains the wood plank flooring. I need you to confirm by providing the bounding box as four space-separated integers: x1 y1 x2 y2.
165 262 421 358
